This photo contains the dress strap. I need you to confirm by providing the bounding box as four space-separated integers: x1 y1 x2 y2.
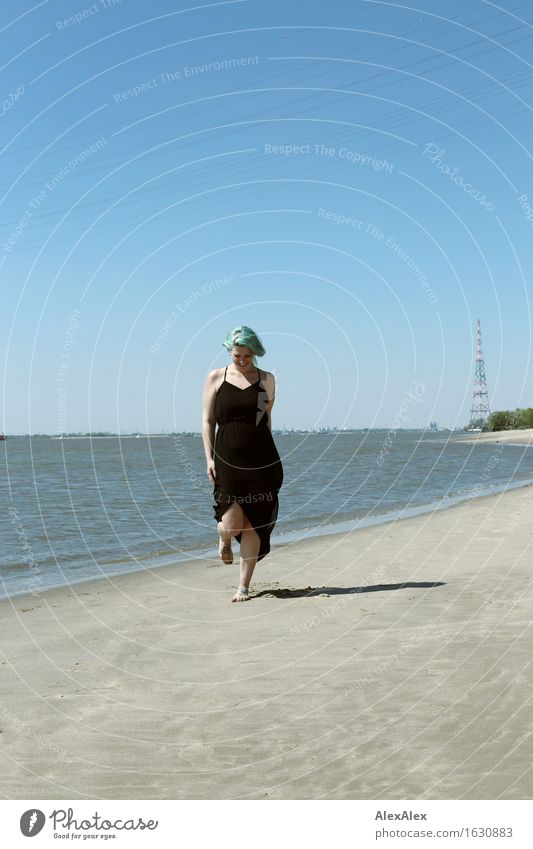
215 366 227 395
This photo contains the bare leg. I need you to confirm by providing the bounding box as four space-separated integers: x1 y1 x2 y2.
217 521 233 563
217 502 243 564
232 518 260 602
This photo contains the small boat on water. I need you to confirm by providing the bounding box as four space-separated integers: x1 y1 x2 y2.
0 434 6 441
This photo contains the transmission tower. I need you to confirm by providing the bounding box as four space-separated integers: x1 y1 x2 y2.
468 318 491 430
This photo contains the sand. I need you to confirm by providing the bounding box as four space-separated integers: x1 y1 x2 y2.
454 428 533 446
1 483 533 800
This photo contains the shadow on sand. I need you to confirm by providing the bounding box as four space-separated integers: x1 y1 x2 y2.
253 581 445 599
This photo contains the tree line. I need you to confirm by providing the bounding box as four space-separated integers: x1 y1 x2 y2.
486 408 533 431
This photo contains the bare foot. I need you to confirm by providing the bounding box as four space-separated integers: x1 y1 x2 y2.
219 537 233 564
232 586 250 602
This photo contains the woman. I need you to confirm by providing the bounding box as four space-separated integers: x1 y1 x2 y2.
202 326 283 602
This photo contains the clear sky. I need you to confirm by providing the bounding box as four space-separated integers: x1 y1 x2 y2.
1 0 532 433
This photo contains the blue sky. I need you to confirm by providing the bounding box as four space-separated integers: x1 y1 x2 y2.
1 0 532 433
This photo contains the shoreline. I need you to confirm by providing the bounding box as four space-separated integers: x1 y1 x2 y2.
4 475 533 603
1 482 533 799
453 427 533 446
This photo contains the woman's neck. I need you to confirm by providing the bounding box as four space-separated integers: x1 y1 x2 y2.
229 364 256 378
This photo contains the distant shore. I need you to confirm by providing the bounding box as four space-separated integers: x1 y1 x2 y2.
3 427 457 438
454 427 533 446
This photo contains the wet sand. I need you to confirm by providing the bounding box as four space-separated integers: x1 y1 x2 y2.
1 483 532 800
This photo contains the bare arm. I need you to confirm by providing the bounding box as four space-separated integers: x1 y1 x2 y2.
264 372 276 433
202 370 219 483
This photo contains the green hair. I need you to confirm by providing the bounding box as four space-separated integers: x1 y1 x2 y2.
222 325 266 364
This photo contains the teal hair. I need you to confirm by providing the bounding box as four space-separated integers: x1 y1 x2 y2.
222 325 266 364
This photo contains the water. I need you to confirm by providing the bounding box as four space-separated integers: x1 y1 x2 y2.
2 431 532 599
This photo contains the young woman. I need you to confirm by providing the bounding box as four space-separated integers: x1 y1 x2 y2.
202 326 283 602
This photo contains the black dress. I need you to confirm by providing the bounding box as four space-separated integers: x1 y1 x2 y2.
213 366 283 561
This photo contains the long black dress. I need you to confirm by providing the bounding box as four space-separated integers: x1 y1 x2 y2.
213 366 283 561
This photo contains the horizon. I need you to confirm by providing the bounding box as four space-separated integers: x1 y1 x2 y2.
1 424 477 437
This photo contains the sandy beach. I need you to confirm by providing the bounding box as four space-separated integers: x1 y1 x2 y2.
454 427 533 446
1 483 532 801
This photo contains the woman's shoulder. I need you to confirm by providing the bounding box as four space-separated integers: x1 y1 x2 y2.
259 369 276 391
205 367 225 391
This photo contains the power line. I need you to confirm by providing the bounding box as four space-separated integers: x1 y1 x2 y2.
1 0 526 165
2 4 531 248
